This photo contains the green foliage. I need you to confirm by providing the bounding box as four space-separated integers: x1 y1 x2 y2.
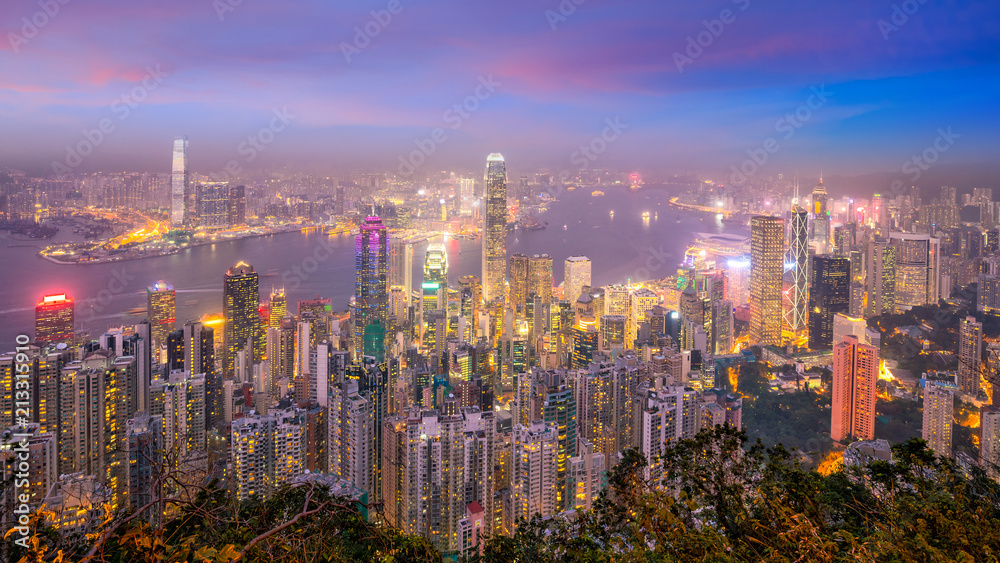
7 484 441 563
467 426 1000 563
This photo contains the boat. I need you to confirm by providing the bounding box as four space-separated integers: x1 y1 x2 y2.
563 225 568 230
592 190 605 197
642 211 650 219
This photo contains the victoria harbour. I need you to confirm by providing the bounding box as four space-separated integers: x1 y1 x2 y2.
0 184 740 344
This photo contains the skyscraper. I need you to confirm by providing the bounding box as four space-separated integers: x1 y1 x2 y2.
35 293 74 346
810 179 830 253
353 216 389 358
423 243 449 287
831 334 878 442
528 254 553 305
196 181 230 227
750 216 785 346
269 288 286 329
866 240 897 316
223 262 259 377
808 255 850 350
981 406 1000 480
958 316 983 397
890 232 940 309
787 206 809 335
482 153 507 304
170 137 189 227
227 185 246 226
509 254 530 312
922 382 954 458
147 281 176 349
564 256 591 304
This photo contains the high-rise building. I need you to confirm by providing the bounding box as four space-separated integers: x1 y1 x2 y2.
788 206 809 335
564 256 591 304
958 316 983 397
628 288 658 349
423 243 449 313
482 154 507 304
509 254 530 312
725 256 751 306
831 334 878 442
981 406 1000 480
269 288 286 329
35 293 74 346
353 216 389 359
808 256 850 350
170 137 189 227
528 254 554 305
750 216 785 346
181 321 218 427
227 184 246 226
922 382 954 458
633 379 700 484
328 380 373 495
890 232 940 309
126 414 163 524
866 240 897 317
223 262 259 377
147 282 176 350
811 179 831 253
512 420 560 521
389 239 414 303
230 407 305 501
196 181 229 227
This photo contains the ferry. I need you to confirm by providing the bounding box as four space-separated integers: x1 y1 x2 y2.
642 211 650 219
592 190 605 197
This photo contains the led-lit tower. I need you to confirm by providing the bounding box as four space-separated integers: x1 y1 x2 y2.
787 204 809 336
482 153 508 304
811 177 830 254
147 281 176 350
353 216 389 359
170 137 189 227
223 262 259 377
750 216 785 346
35 294 74 346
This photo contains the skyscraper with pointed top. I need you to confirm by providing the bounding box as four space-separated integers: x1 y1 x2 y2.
811 176 831 254
482 153 507 304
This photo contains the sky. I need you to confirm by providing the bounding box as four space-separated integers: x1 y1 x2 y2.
1 0 998 184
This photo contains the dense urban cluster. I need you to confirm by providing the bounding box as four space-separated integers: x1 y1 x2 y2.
2 147 1000 561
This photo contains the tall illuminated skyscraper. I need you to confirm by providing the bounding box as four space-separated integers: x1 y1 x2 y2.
424 243 449 286
35 294 74 346
866 240 897 316
509 254 530 312
807 256 850 350
750 216 785 346
223 262 259 377
811 178 830 253
170 137 189 227
269 288 286 329
482 153 508 304
147 281 176 349
787 206 809 335
958 316 983 397
564 256 591 304
353 216 389 358
831 334 878 442
922 382 954 458
890 232 940 309
528 254 553 305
